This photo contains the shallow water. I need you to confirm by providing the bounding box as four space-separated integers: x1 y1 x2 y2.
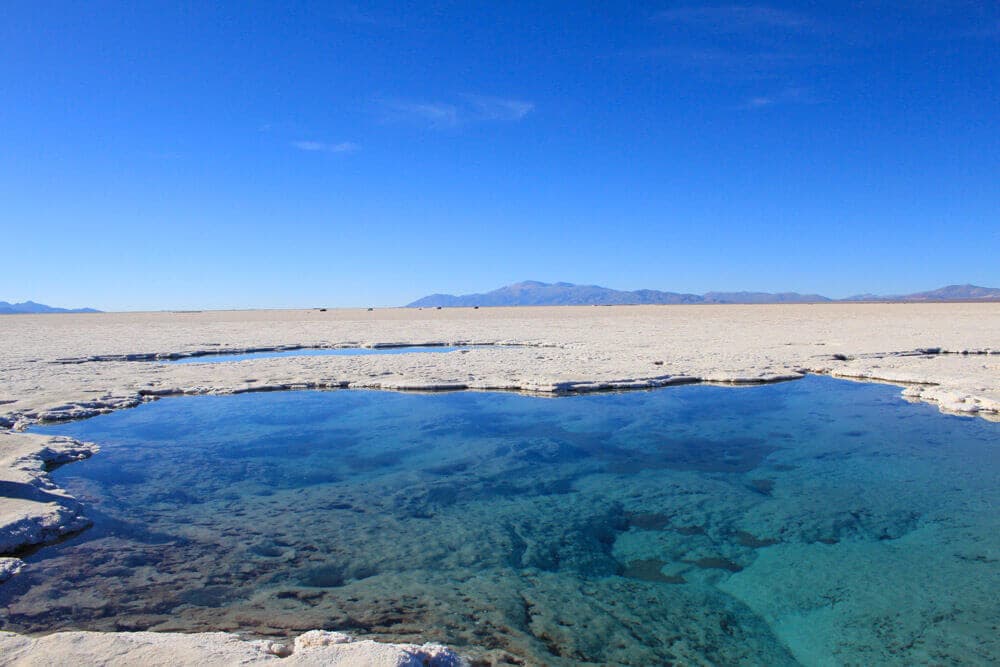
4 377 998 665
162 345 469 363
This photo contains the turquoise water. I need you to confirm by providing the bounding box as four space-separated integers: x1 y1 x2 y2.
2 377 997 665
163 345 468 363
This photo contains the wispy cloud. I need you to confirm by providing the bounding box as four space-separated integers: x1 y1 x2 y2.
291 141 359 153
630 45 804 68
654 5 814 32
630 4 824 83
463 95 535 121
743 95 775 108
382 95 534 128
385 101 461 127
740 87 815 109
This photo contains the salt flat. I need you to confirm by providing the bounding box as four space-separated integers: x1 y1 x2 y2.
0 303 997 665
1 304 998 426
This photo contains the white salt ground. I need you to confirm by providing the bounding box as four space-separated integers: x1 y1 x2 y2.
0 630 465 666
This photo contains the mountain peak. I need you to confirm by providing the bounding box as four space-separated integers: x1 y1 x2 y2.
0 300 101 314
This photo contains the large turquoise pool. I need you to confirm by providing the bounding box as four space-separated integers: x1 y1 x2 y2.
3 376 997 665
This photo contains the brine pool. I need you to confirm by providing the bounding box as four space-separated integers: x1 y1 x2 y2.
2 376 997 665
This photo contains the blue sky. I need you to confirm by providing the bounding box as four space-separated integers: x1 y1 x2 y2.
2 2 998 310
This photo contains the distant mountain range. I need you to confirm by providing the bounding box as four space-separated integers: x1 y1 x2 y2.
0 300 101 314
844 284 1000 302
406 281 1000 307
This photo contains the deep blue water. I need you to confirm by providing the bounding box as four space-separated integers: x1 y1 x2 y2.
2 377 997 665
163 345 468 363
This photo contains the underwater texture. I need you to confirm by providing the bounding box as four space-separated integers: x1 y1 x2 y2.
2 376 997 665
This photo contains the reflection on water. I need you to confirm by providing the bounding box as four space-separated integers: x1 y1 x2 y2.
3 377 997 665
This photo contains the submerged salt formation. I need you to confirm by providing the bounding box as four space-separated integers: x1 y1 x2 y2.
0 432 98 574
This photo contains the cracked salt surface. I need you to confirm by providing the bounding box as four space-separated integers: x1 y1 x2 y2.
160 345 473 364
3 376 997 666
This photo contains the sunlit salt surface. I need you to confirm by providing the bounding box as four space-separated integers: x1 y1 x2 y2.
5 377 998 665
162 346 469 364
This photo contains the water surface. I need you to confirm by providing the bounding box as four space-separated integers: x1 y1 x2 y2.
3 377 997 665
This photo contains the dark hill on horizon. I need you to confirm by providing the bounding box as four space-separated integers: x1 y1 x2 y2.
406 282 1000 307
0 300 101 314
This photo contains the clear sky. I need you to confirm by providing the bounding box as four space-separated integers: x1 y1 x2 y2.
2 2 998 310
